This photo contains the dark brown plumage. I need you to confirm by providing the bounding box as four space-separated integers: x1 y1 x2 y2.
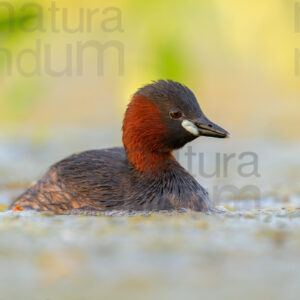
10 80 229 214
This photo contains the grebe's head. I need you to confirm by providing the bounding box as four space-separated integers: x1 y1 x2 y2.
122 80 229 171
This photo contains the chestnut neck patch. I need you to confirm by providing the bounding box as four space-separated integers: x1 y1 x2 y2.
122 95 173 172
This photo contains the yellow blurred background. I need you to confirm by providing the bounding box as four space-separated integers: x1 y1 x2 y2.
0 0 299 141
1 4 300 299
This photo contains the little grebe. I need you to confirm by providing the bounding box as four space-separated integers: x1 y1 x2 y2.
10 80 229 213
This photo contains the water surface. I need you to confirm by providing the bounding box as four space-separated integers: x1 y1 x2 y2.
1 132 300 300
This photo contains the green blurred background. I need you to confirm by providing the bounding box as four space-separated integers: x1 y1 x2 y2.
0 0 299 142
1 3 300 299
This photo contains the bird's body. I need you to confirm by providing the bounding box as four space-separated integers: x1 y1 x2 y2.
10 80 229 214
13 148 210 213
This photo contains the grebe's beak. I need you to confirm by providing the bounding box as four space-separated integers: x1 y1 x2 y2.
194 114 230 138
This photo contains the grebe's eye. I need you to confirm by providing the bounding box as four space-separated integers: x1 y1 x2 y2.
170 111 182 119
